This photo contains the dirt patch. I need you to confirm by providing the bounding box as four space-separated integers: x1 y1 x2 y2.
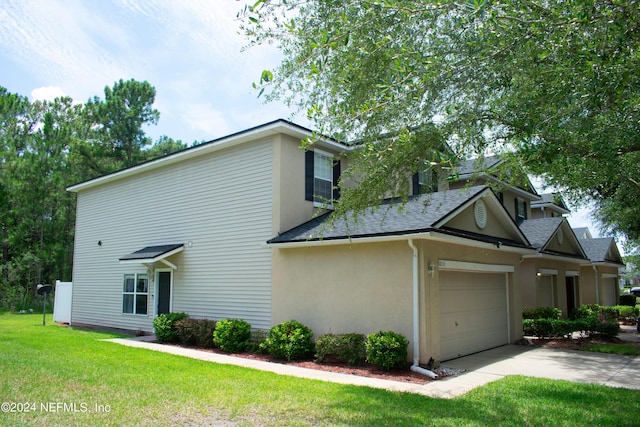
167 344 443 385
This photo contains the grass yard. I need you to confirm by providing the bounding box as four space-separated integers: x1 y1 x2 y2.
1 314 639 426
583 342 640 356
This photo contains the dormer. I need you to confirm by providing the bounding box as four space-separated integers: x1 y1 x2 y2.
447 156 540 225
530 193 571 219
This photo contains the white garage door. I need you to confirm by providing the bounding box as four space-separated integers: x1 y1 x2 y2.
600 278 617 307
440 271 509 361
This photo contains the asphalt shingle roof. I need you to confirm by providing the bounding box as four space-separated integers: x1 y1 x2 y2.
579 237 621 264
270 185 501 244
519 218 564 249
120 244 184 261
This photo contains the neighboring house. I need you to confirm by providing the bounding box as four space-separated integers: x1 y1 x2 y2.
518 218 588 316
445 157 589 317
576 233 625 306
68 120 348 333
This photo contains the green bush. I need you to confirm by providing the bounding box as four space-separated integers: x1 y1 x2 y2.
595 320 620 338
315 333 367 365
213 319 252 353
572 304 600 319
619 294 637 307
153 312 189 343
598 307 619 322
174 318 216 348
522 307 562 320
365 331 409 371
614 305 640 319
260 320 315 361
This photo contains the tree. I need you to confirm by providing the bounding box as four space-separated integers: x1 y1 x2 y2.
143 135 187 161
83 79 160 173
241 1 640 248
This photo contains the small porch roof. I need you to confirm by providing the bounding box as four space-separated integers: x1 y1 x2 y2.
119 244 184 269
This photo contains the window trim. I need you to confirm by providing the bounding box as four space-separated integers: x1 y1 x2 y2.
122 272 149 316
305 149 339 208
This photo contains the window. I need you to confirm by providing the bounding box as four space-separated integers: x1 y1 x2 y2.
515 197 527 224
122 273 148 315
413 166 438 195
305 150 340 205
314 151 333 203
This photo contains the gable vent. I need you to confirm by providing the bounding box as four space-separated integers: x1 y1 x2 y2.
474 199 487 229
557 228 563 244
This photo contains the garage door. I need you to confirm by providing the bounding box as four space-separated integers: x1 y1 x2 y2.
600 278 617 306
440 271 508 361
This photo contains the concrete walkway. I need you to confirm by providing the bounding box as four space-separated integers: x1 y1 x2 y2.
107 338 640 399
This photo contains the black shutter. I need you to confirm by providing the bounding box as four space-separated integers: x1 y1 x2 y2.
412 173 420 196
305 150 314 201
332 159 341 201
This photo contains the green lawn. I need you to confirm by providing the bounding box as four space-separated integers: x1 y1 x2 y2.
1 314 639 426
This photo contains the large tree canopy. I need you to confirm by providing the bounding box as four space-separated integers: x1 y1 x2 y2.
242 0 640 248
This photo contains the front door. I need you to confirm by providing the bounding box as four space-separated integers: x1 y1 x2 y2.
157 271 172 315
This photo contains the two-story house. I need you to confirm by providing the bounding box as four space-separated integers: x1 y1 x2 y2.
69 120 537 366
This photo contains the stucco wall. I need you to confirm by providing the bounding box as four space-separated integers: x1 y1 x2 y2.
272 237 524 363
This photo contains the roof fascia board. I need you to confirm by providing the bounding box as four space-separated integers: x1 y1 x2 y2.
69 120 351 192
269 230 535 254
521 253 591 264
532 202 571 215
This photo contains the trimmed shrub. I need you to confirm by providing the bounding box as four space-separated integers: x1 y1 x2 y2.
599 307 619 322
260 320 315 361
595 321 620 338
314 333 367 365
213 319 252 353
174 318 216 348
522 307 561 320
365 331 409 371
620 294 638 307
153 312 189 343
572 304 600 320
615 305 640 320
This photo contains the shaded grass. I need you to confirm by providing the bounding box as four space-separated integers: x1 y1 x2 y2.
582 342 640 356
1 313 639 426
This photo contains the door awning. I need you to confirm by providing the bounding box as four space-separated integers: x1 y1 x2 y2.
119 244 184 269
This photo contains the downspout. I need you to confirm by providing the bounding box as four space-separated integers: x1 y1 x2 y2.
407 239 438 379
593 265 600 305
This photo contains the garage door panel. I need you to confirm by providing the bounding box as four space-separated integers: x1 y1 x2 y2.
440 271 508 361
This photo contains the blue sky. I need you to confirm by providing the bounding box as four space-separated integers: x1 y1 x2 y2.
0 0 600 234
0 0 302 144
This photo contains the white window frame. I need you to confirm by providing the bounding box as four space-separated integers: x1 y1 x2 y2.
313 149 334 207
122 273 149 315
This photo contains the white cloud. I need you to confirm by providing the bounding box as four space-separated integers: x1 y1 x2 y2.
30 86 67 101
180 102 231 139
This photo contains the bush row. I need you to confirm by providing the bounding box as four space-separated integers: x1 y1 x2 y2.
523 317 619 339
153 314 409 370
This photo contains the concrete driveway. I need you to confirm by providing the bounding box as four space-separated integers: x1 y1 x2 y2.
428 345 640 398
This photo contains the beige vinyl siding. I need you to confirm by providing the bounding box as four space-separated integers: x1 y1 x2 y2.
71 140 274 331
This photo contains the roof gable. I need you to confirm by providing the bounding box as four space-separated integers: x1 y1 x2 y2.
269 186 530 248
579 237 624 265
520 218 586 258
453 155 540 200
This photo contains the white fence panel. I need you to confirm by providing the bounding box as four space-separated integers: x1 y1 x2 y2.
53 280 73 324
